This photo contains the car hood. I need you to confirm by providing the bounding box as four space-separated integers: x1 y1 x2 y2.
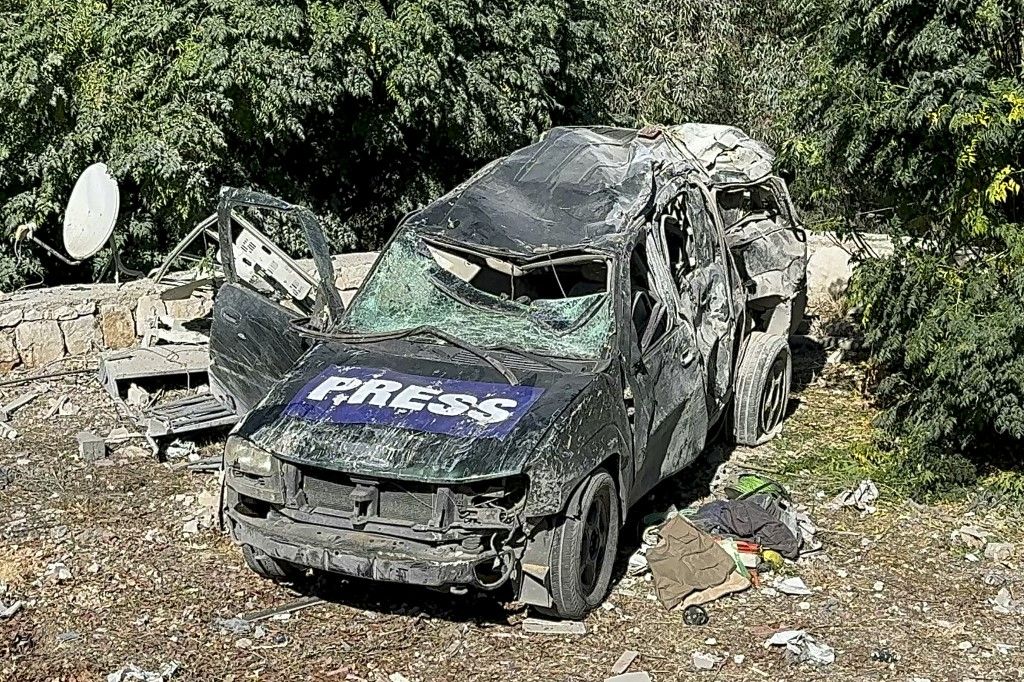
234 340 600 483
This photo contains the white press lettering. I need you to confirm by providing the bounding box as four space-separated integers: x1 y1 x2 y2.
389 384 443 411
467 397 518 424
427 393 478 416
307 376 363 402
347 379 404 406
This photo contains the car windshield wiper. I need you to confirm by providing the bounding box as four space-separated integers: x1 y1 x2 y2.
290 321 520 385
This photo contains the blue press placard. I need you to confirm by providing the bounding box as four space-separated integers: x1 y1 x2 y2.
283 365 545 440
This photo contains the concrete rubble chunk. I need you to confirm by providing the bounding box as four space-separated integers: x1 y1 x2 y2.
100 304 136 349
611 650 639 675
692 651 722 670
984 542 1015 563
605 673 652 682
61 315 101 356
521 616 587 635
77 430 107 460
15 319 65 367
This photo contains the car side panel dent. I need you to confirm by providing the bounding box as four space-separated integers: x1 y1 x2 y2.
524 375 631 517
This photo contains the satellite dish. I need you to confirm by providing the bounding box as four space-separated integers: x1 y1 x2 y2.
63 163 120 260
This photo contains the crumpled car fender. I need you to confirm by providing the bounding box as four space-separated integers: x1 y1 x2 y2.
523 377 631 517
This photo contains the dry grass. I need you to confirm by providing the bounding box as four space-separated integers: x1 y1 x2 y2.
0 352 1021 681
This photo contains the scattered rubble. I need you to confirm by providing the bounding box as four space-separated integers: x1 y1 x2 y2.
522 617 587 635
106 661 180 682
827 479 879 514
764 629 835 666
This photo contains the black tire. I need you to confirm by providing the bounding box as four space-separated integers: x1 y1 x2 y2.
242 544 305 583
540 470 620 620
733 332 792 446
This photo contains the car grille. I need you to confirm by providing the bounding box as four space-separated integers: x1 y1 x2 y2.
298 466 435 525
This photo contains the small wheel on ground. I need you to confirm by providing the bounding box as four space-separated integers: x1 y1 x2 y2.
242 544 305 583
539 469 620 620
733 331 792 446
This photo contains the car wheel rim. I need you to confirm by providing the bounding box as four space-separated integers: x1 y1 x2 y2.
760 352 789 434
579 489 610 595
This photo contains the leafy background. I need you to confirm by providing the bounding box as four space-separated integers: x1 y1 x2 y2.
1 0 1021 496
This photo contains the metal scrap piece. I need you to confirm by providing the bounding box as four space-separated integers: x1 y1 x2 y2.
98 345 210 400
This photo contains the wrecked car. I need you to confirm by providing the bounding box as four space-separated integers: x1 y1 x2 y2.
216 124 807 619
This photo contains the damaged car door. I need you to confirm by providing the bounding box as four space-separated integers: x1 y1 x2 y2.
624 226 707 497
209 189 345 415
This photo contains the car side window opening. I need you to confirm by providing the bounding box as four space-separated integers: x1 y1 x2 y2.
716 182 788 231
628 233 678 355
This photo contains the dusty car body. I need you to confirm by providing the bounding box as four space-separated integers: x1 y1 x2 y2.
215 124 807 619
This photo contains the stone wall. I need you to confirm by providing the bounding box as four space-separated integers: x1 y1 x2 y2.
0 253 377 374
0 239 888 375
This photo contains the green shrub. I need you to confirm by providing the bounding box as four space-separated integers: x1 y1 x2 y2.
852 248 1024 496
0 0 609 291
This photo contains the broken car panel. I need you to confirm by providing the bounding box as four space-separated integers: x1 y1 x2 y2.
216 124 808 620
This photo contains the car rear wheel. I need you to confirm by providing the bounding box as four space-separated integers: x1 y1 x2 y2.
242 544 305 583
540 470 620 620
733 331 792 446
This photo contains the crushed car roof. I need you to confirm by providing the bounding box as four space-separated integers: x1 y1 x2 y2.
408 124 778 258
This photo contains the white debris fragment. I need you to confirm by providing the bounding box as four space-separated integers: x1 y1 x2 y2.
991 587 1023 615
181 519 199 535
126 384 150 409
773 576 813 596
950 525 989 550
165 439 197 460
44 562 72 583
873 581 884 592
983 542 1015 563
522 617 587 635
388 674 411 682
611 650 639 675
605 674 652 682
0 600 23 619
827 480 879 514
106 661 179 682
691 651 721 670
764 629 835 666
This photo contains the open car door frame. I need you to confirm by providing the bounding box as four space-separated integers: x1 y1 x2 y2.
208 188 344 416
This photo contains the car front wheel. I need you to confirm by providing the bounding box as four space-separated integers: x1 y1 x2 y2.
541 469 620 620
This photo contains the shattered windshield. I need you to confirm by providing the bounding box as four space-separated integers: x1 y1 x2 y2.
340 230 614 359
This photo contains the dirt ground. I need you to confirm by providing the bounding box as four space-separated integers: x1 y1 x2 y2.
0 348 1021 682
